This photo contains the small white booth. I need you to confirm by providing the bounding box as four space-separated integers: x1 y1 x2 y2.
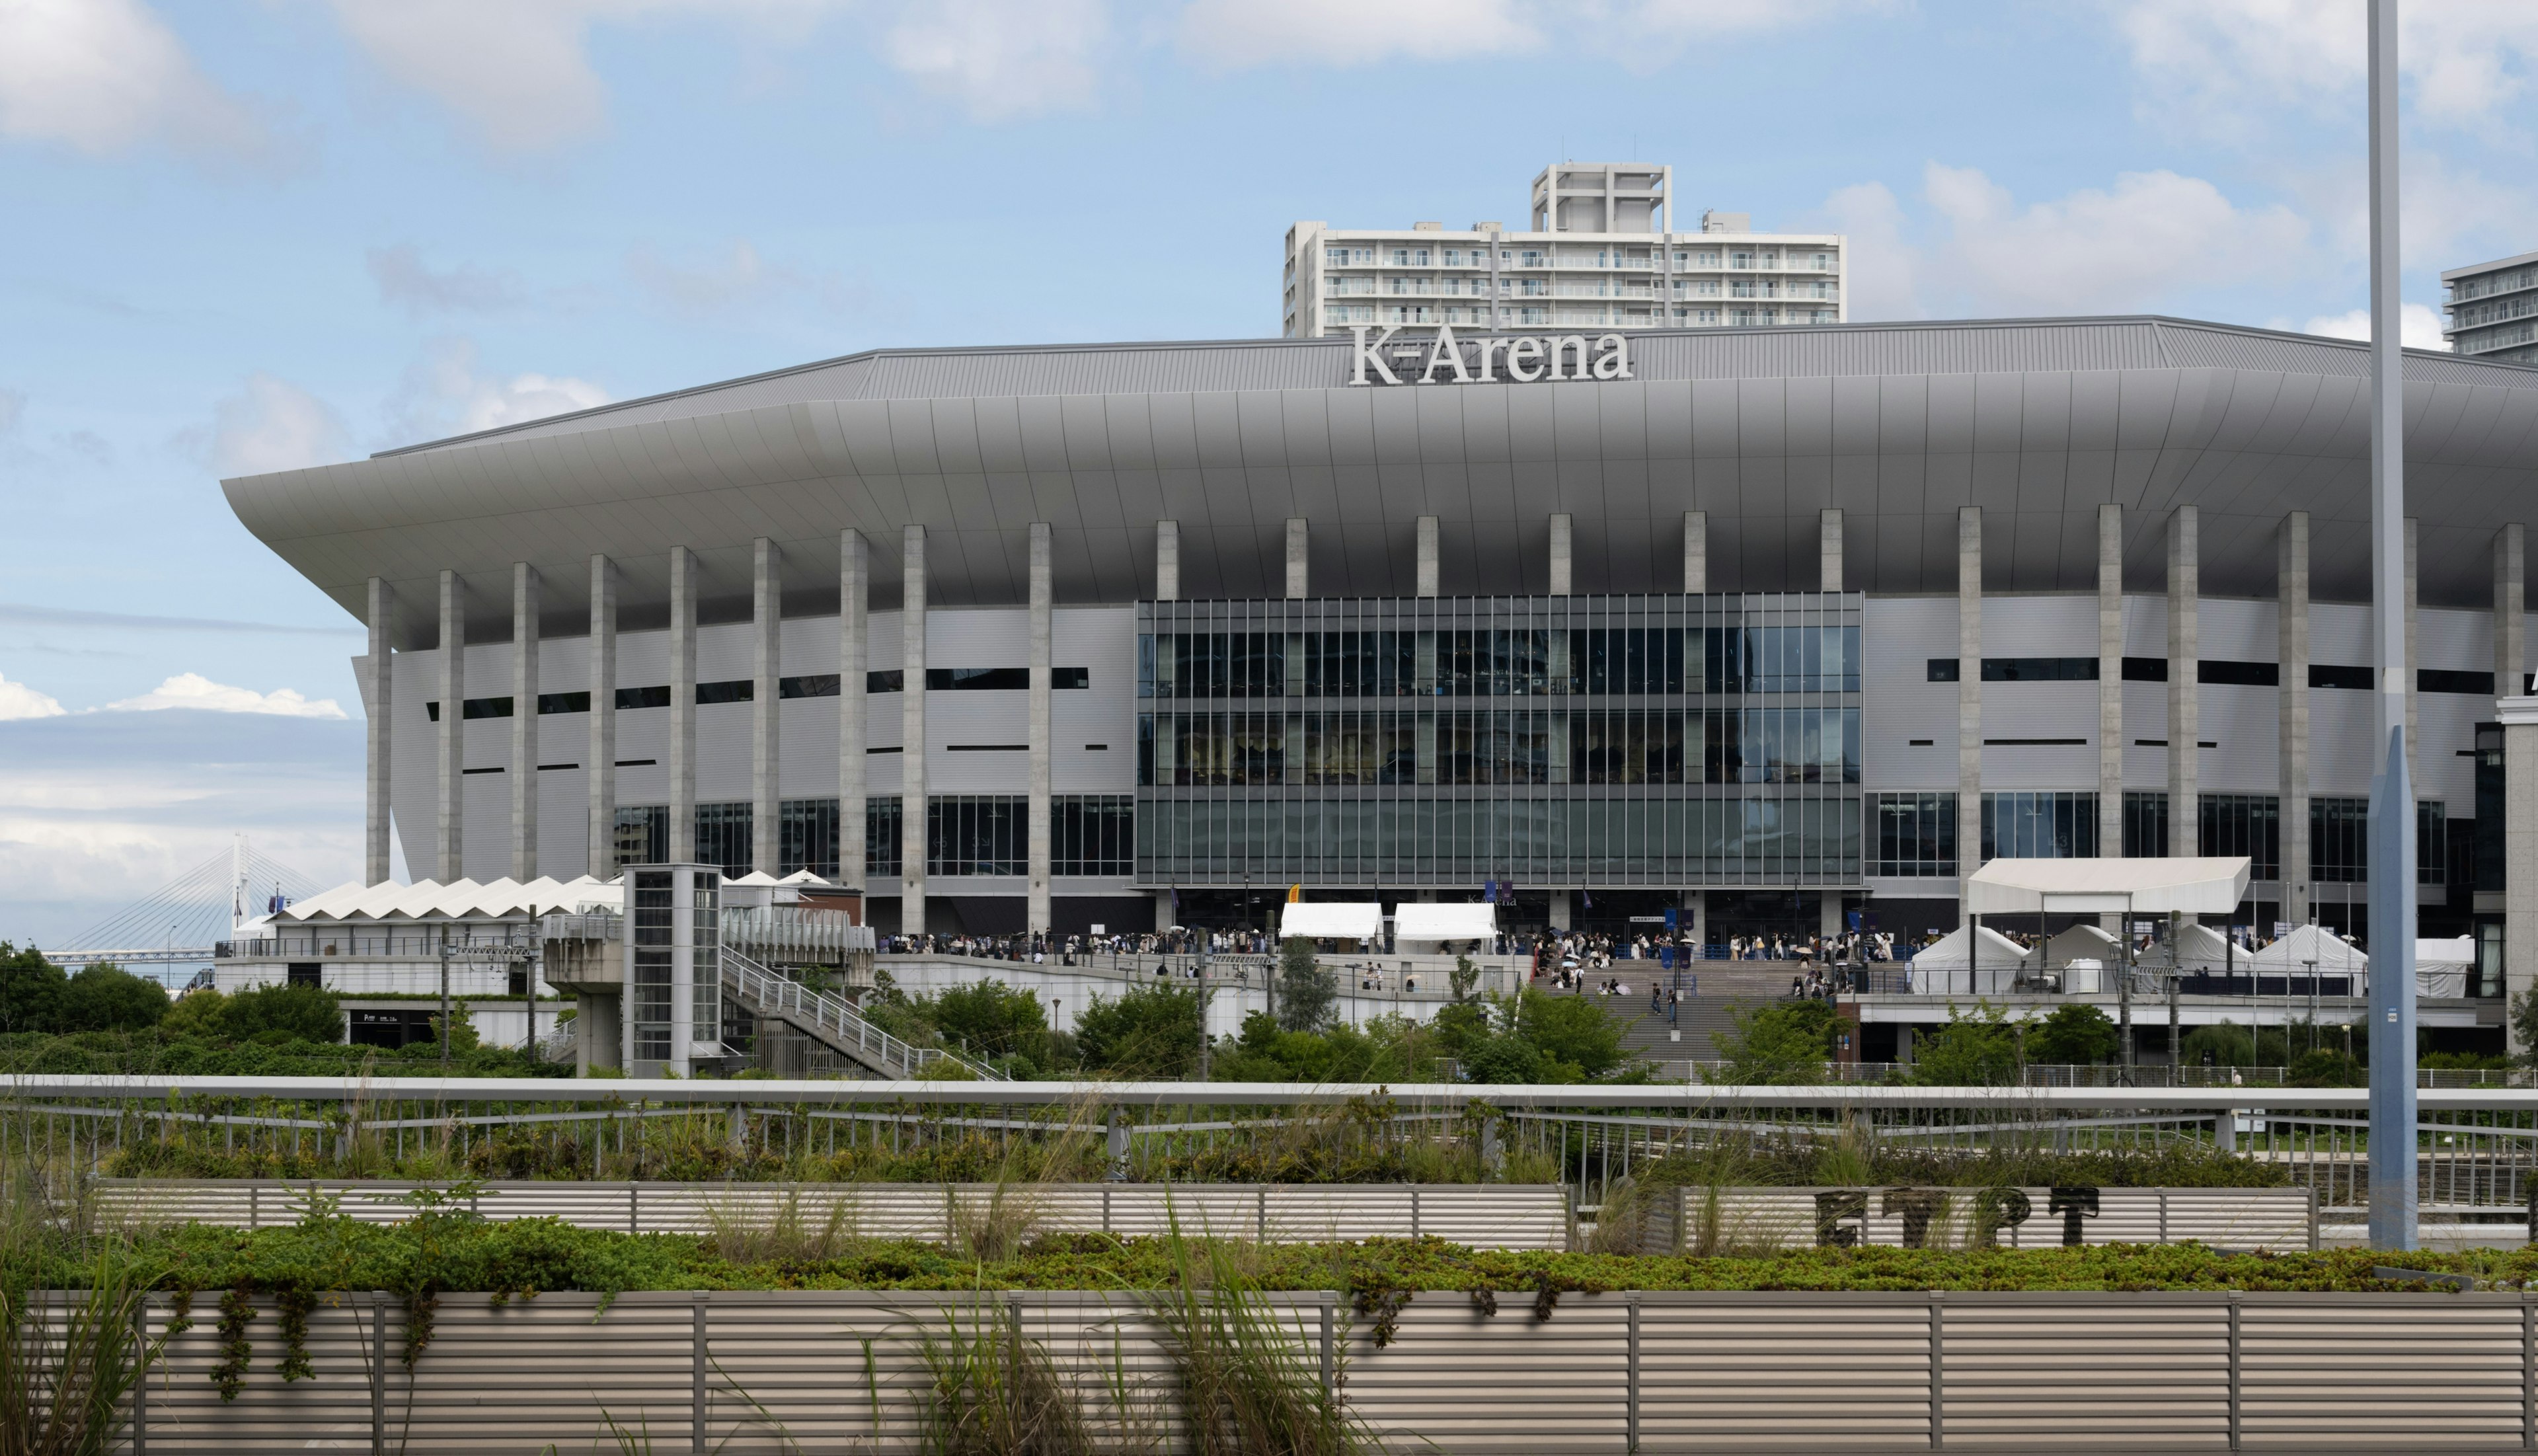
1393 901 1497 951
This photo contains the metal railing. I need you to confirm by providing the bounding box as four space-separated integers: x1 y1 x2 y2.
719 946 1003 1081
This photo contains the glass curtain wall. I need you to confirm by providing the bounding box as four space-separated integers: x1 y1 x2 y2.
1135 593 1863 888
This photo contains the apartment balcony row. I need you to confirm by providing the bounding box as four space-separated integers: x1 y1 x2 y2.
1320 254 1839 274
1313 309 1845 332
1327 278 1841 301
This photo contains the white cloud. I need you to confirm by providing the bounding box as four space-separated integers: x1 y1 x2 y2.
325 0 845 149
103 673 346 719
193 374 349 479
1178 0 1537 67
0 0 271 160
388 337 609 443
1810 180 1921 319
2300 303 2447 351
627 238 783 313
886 0 1109 120
1920 164 2307 318
365 245 524 315
2111 0 2538 134
0 673 65 722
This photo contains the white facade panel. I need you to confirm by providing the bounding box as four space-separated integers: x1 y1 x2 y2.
2311 601 2371 673
1981 592 2093 655
778 698 839 800
2198 597 2275 663
2309 683 2377 797
1056 605 1137 793
2201 684 2278 794
1861 595 1956 790
2122 681 2169 788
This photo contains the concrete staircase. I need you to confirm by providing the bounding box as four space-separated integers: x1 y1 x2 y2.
720 946 1004 1081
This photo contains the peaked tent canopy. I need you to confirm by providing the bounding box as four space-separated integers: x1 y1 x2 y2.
1964 857 2252 917
2245 924 2368 974
1278 902 1383 941
1394 903 1497 942
1906 925 2036 970
2040 923 2122 970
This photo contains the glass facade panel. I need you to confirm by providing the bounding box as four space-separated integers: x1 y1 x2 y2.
929 796 1028 876
1053 794 1135 876
629 870 672 1061
1134 593 1863 888
778 798 839 879
694 802 751 878
2198 794 2281 880
1869 792 1956 877
2122 791 2167 859
613 805 668 870
866 796 902 880
1979 792 2098 862
2311 797 2369 882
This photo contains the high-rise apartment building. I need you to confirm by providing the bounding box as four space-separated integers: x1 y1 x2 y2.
2442 250 2538 364
1283 162 1845 339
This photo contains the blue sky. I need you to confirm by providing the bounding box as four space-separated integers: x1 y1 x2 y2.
1 0 2533 946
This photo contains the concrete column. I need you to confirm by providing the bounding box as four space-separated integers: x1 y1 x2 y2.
1285 518 1309 598
1818 508 1843 592
1819 892 1842 942
509 562 540 882
2502 697 2538 1057
364 578 393 885
1683 512 1708 594
1415 516 1440 597
1548 890 1571 932
1155 520 1179 601
436 570 465 882
751 538 781 876
2280 514 2311 925
1549 513 1574 595
902 527 928 937
839 529 866 889
2406 516 2420 791
1027 522 1053 934
668 546 697 863
587 556 617 878
1956 507 1982 916
2167 507 2200 858
2096 505 2123 857
2498 524 2527 699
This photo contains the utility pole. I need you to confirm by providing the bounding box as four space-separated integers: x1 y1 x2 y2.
2364 0 2419 1252
439 925 452 1073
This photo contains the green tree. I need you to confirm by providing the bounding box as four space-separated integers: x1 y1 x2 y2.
57 965 169 1033
1710 999 1847 1085
927 979 1052 1067
2514 985 2538 1070
1449 954 1480 1003
1075 982 1202 1078
1274 938 1337 1032
1516 988 1630 1079
159 987 229 1040
0 944 66 1034
2180 1020 2256 1070
1903 1002 2023 1086
2026 1003 2120 1065
224 982 344 1044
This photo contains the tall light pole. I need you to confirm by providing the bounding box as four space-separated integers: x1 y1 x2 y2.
2364 0 2419 1251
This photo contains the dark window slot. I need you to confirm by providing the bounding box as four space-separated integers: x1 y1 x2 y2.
1985 738 2087 746
537 763 579 771
946 744 1029 751
461 766 504 775
613 758 656 767
538 691 591 714
695 679 752 705
779 674 839 699
616 685 672 710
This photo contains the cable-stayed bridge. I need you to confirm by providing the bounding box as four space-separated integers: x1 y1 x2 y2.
48 839 330 975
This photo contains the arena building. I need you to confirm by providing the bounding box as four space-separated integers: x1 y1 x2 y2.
223 315 2538 1017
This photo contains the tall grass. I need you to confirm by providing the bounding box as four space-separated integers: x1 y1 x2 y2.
0 1121 165 1456
1143 1224 1369 1456
911 1300 1101 1456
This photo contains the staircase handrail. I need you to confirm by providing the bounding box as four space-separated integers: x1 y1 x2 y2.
718 945 1005 1081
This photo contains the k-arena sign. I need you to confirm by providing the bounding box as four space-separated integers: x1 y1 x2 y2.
1348 325 1633 387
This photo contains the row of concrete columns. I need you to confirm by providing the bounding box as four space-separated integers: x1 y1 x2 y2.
368 523 1059 936
359 512 2530 930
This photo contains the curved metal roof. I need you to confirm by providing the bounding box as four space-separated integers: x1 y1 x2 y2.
223 316 2538 648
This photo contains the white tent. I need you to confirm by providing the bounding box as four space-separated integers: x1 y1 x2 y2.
1905 925 2035 994
2246 923 2367 976
2169 923 2239 972
2416 937 2476 999
1964 857 2251 917
2039 923 2121 970
1278 901 1383 941
1394 902 1496 944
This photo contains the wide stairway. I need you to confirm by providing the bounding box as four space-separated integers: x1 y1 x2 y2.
719 946 1003 1081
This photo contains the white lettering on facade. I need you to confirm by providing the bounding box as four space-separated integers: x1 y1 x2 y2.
1350 330 1631 387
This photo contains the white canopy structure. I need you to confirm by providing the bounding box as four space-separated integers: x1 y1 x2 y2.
1964 857 2252 917
2169 923 2239 972
1278 901 1383 941
2416 937 2476 999
276 876 621 922
1393 902 1496 944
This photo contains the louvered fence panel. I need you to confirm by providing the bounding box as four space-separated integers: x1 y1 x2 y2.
1638 1295 1933 1449
1663 1186 2315 1253
141 1292 381 1453
1940 1297 2228 1448
2239 1296 2525 1448
1342 1289 1629 1454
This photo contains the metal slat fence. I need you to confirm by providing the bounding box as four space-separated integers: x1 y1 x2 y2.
120 1289 2538 1453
